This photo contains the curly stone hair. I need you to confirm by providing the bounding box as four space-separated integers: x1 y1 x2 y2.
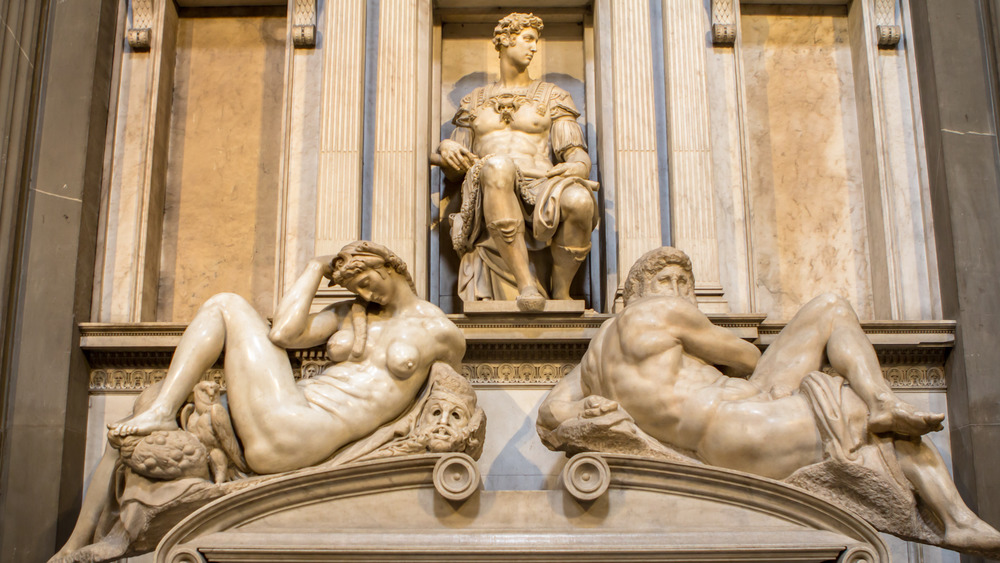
328 241 416 359
329 241 415 292
622 246 694 306
492 12 544 52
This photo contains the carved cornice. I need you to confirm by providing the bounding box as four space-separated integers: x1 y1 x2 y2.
80 318 954 392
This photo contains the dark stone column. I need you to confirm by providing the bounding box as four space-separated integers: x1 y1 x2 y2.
910 2 1000 561
0 0 117 558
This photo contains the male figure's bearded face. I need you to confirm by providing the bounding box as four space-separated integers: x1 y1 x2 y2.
641 264 696 305
415 396 472 452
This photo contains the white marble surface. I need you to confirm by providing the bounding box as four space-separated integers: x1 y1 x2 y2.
156 13 286 321
279 14 324 300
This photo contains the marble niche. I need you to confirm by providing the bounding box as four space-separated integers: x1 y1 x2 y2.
77 1 960 562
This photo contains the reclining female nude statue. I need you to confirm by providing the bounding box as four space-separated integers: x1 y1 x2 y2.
52 241 471 562
537 247 1000 557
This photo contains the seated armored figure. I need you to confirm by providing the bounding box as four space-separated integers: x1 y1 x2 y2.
538 247 1000 554
432 12 599 310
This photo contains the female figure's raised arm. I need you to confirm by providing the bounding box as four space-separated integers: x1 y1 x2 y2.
268 257 342 349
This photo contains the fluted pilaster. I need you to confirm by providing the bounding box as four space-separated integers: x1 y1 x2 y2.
663 0 726 310
370 0 429 292
315 0 365 256
608 0 663 280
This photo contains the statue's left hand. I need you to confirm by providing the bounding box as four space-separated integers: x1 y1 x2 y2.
582 395 621 418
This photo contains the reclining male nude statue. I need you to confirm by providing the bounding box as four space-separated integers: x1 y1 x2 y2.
538 246 1000 556
51 241 471 562
431 12 599 309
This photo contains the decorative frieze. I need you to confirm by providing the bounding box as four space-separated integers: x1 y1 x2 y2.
81 319 954 392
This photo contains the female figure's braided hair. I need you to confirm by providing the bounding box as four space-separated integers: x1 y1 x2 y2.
329 241 416 360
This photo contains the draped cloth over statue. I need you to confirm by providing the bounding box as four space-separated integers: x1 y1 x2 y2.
447 80 599 302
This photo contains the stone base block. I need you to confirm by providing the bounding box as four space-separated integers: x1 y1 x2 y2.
462 300 586 315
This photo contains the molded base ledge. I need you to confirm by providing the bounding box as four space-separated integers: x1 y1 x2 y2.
462 299 586 315
154 454 887 563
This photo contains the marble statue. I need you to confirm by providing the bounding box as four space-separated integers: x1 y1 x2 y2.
51 242 478 563
431 12 599 310
537 247 1000 557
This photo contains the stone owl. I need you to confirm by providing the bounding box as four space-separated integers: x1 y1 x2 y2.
180 381 249 484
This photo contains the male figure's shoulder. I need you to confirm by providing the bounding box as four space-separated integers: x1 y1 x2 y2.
539 83 581 119
614 296 700 361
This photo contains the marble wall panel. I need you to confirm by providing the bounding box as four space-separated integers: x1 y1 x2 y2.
156 11 286 321
279 5 325 299
705 10 753 314
741 5 873 321
874 39 940 320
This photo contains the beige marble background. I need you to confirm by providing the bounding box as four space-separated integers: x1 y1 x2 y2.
741 5 873 321
157 11 286 321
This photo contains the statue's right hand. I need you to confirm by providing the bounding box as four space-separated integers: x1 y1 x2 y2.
438 139 477 173
582 395 620 418
309 256 336 279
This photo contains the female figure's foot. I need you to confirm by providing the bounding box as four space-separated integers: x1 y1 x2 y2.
107 405 178 438
867 398 944 437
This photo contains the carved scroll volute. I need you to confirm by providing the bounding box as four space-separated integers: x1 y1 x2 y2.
711 0 736 45
875 0 901 48
293 0 317 48
127 0 153 51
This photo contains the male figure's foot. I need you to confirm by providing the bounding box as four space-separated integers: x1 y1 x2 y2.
516 286 545 311
867 398 944 436
942 512 1000 557
107 405 178 438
